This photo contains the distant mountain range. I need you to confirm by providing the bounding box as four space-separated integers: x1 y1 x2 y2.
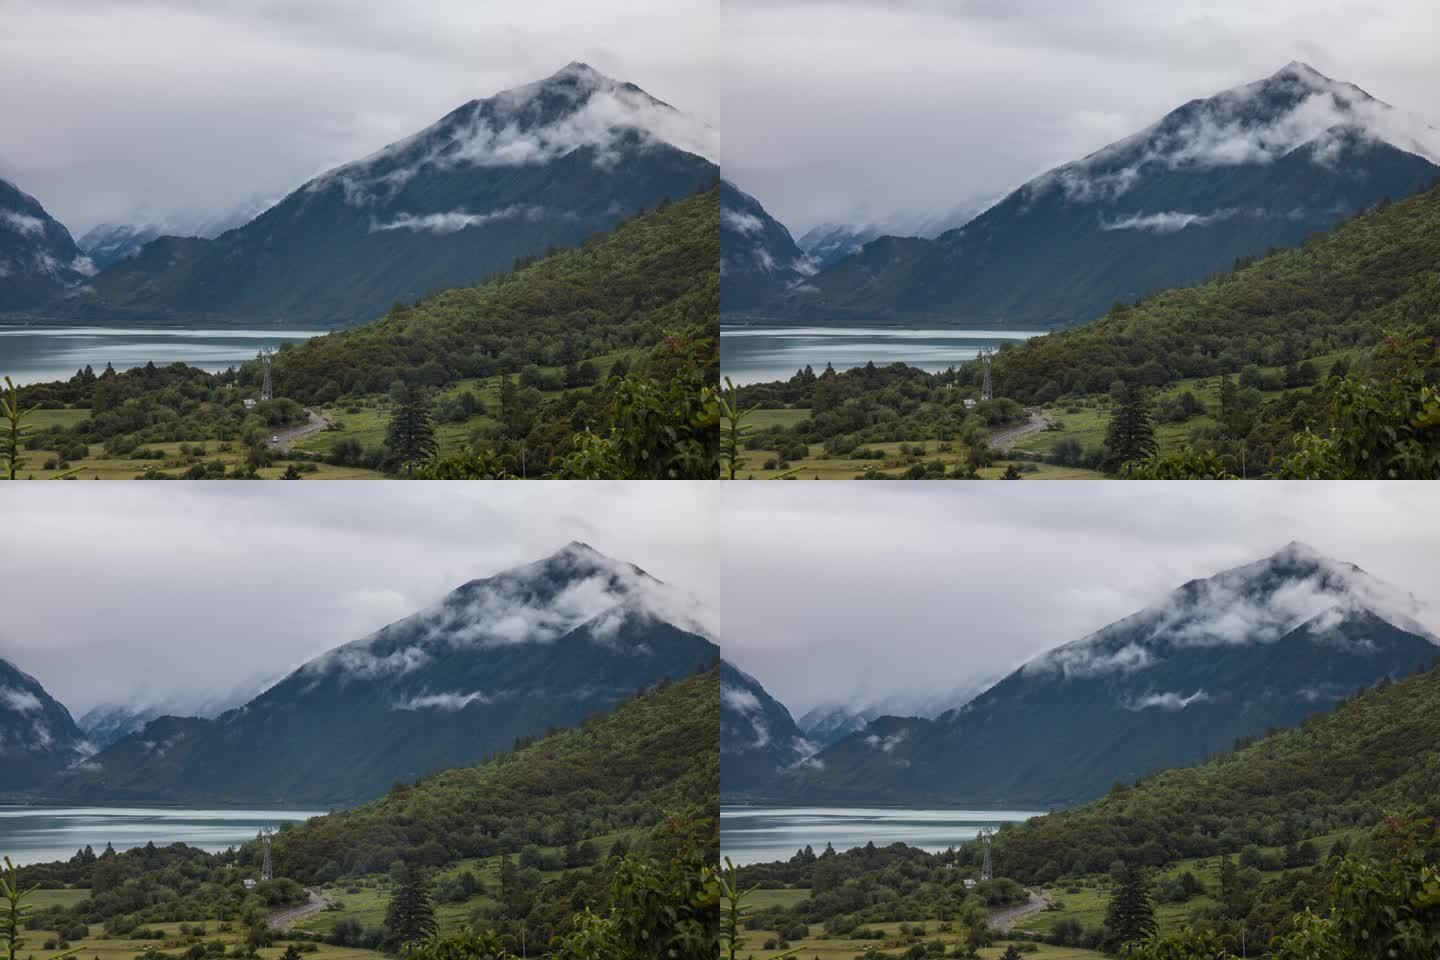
720 180 813 311
728 543 1440 808
77 677 274 751
761 63 1440 328
0 177 93 310
0 658 90 787
12 63 715 328
76 197 278 271
794 200 994 271
45 543 717 807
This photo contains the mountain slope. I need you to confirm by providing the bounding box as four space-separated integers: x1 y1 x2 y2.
775 543 1439 807
0 177 91 309
721 180 812 311
721 659 815 794
48 543 718 806
998 650 1440 883
77 197 276 270
270 183 717 403
773 63 1440 328
996 174 1440 401
56 63 717 327
0 658 90 787
275 666 717 880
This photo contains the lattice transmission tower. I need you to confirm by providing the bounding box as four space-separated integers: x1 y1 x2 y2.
978 348 994 401
258 827 274 882
259 348 274 401
978 827 994 881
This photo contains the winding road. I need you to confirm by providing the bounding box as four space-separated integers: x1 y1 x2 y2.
269 408 329 452
988 409 1050 451
268 889 330 932
987 888 1050 932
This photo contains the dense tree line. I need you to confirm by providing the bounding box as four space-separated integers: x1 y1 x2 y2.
996 180 1440 402
269 186 717 404
734 841 1025 939
273 667 718 883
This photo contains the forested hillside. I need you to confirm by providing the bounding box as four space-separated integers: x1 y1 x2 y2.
996 180 1440 401
275 666 718 881
998 653 1440 883
272 185 718 402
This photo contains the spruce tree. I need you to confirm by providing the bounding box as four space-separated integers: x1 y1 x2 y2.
383 862 437 951
1104 862 1157 948
385 384 438 473
1104 382 1158 471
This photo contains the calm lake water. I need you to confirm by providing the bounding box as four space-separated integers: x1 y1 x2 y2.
0 807 325 865
0 324 327 385
720 805 1046 866
720 325 1045 385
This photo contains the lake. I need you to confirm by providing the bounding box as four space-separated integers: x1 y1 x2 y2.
0 806 326 865
720 324 1046 386
0 324 327 385
720 805 1047 866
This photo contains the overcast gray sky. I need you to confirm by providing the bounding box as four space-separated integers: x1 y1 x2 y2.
0 0 718 235
720 483 1440 717
0 483 716 716
723 0 1440 235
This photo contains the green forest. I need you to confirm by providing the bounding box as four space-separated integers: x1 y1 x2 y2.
5 669 719 959
3 185 719 480
723 182 1440 480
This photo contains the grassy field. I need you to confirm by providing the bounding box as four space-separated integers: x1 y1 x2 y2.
304 831 641 938
22 916 383 960
733 351 1356 480
297 351 638 465
741 917 1104 960
14 350 640 480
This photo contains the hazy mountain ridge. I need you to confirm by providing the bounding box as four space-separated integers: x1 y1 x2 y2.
720 179 814 311
769 63 1440 328
0 176 93 309
0 657 91 788
721 659 817 793
762 543 1440 807
47 63 718 327
49 543 718 806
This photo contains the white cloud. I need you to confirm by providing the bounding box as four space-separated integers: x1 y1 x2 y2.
864 729 908 753
0 688 43 713
1126 689 1213 711
1100 209 1241 232
370 204 546 234
722 686 761 713
722 210 765 235
317 62 716 207
1 210 45 235
392 689 501 711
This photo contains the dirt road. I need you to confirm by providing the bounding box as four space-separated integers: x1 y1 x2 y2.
988 410 1049 451
269 409 329 452
268 888 330 932
987 887 1049 932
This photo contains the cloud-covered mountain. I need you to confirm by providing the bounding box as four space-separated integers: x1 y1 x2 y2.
771 543 1440 807
797 680 993 749
721 659 816 795
77 196 278 271
0 176 93 310
721 179 814 312
795 199 994 270
0 657 90 787
775 63 1440 328
51 543 718 806
57 63 718 327
77 676 274 750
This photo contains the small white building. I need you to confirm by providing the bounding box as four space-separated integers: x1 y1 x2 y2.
963 398 977 409
243 399 257 409
243 879 257 889
963 878 977 889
